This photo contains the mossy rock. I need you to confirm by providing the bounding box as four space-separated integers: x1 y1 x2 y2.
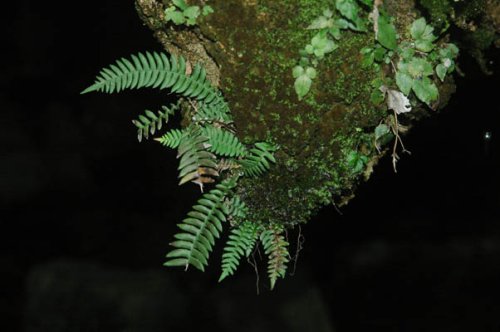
135 0 457 228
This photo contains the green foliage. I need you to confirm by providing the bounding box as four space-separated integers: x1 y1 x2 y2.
132 103 179 142
83 50 281 288
81 52 226 109
193 103 232 123
176 128 219 187
360 12 459 107
156 128 184 148
84 1 462 290
164 0 213 26
260 227 290 290
223 195 248 219
219 221 260 282
201 126 247 158
165 177 238 271
292 66 317 100
396 57 437 105
239 142 278 178
293 0 370 100
410 18 437 52
335 0 367 32
374 123 392 150
346 150 369 174
377 14 397 50
305 31 338 59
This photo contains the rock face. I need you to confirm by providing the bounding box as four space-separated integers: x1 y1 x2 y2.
133 0 466 227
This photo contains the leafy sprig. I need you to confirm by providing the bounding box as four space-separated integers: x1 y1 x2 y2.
164 0 213 26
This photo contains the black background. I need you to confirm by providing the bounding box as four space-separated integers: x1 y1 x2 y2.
1 1 499 331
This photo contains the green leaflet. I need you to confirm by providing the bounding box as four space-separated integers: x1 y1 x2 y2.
156 128 184 149
81 51 227 111
377 15 397 50
201 126 247 158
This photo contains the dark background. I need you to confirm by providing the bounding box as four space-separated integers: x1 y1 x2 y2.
1 1 499 331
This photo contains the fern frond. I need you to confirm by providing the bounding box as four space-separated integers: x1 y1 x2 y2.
222 195 248 219
132 103 179 142
155 128 184 149
260 227 290 290
217 158 241 173
82 51 226 107
219 221 261 282
165 177 239 271
194 102 232 123
239 142 277 177
176 128 219 190
202 127 247 158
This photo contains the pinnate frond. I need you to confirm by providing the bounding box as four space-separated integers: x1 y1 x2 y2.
260 227 290 290
82 51 226 108
194 102 232 123
132 103 179 142
202 127 247 158
219 221 261 282
156 129 185 149
222 195 248 219
176 128 219 190
164 177 238 271
239 142 277 177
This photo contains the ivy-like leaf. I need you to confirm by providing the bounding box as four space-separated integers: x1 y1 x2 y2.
436 63 447 82
294 74 312 101
347 151 369 174
407 58 434 78
172 0 188 10
412 77 438 106
165 7 185 25
410 18 436 52
202 5 214 16
395 71 413 95
335 0 367 31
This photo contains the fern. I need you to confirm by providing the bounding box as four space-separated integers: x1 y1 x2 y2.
239 142 277 177
165 177 238 271
202 127 247 158
176 128 219 190
194 102 232 123
217 158 241 174
260 227 290 290
81 51 227 109
219 221 261 282
132 103 179 142
83 50 283 289
222 195 248 219
156 128 184 149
